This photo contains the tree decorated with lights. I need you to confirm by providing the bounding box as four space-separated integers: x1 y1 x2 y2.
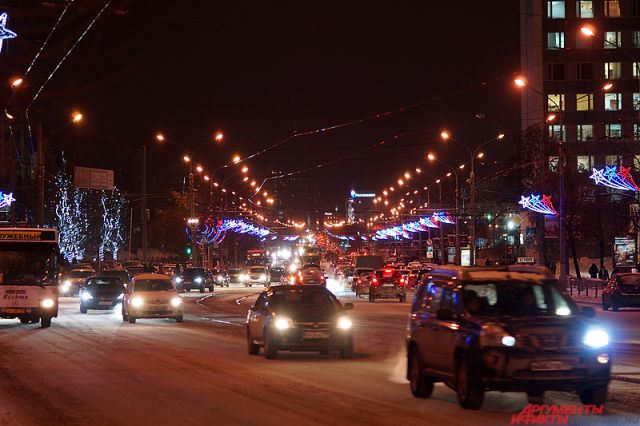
100 188 126 260
53 164 88 262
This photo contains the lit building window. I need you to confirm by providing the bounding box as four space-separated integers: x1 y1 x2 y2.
547 32 565 49
577 124 594 142
547 1 566 18
605 155 622 166
604 32 621 48
635 124 640 141
576 94 593 111
605 123 622 139
577 156 595 172
634 32 640 48
634 93 640 111
604 62 622 79
634 155 640 171
547 94 565 111
548 125 565 141
634 62 640 79
604 93 622 111
549 156 559 172
577 0 594 17
604 0 621 17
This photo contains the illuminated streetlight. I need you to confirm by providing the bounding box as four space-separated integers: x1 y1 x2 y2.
195 165 204 173
204 175 210 181
580 25 595 37
241 166 249 173
155 133 165 142
602 82 614 91
10 77 22 88
243 176 249 181
183 155 191 163
477 152 485 159
440 130 450 141
459 164 465 170
497 133 505 140
415 167 422 173
71 112 83 123
427 153 436 161
383 190 388 196
546 113 557 122
214 131 224 143
514 76 527 88
397 179 404 186
435 179 441 184
403 172 411 179
5 112 13 120
232 155 241 164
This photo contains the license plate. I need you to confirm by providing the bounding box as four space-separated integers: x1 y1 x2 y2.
383 284 395 287
6 308 25 314
98 301 112 306
302 330 330 339
530 360 573 371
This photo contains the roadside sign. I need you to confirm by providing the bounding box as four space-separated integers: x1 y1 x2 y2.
74 167 114 191
517 257 535 264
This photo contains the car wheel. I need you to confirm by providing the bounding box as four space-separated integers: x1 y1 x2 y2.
409 347 433 398
264 331 278 360
579 386 607 405
175 315 184 323
526 391 545 404
369 293 375 303
128 316 136 324
456 356 484 409
611 303 619 312
340 338 354 359
602 299 609 311
40 316 52 328
19 317 30 324
247 331 260 355
355 289 360 298
399 294 407 303
80 303 88 314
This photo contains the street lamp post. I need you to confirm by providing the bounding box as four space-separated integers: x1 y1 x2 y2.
428 153 461 265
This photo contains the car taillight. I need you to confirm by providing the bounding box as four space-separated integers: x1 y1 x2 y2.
357 279 362 284
399 278 405 285
372 278 378 284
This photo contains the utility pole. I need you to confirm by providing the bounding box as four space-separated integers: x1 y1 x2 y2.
188 164 198 267
36 120 45 226
558 139 568 282
469 161 476 266
141 145 148 262
454 175 460 265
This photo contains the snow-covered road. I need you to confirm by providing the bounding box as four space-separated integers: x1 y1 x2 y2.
1 286 639 425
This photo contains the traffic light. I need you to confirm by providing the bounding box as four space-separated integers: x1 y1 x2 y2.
185 246 192 255
486 213 494 221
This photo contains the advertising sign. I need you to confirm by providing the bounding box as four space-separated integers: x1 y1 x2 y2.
544 216 558 239
614 237 636 267
460 249 471 267
74 167 114 191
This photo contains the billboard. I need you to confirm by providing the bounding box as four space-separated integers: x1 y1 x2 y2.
614 237 636 267
74 167 114 191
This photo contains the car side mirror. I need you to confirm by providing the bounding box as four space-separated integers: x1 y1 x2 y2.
344 303 354 311
436 307 454 320
581 306 595 318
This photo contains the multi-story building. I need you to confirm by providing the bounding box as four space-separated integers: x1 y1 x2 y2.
521 0 640 173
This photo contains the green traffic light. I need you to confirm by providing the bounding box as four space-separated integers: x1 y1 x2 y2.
185 246 192 255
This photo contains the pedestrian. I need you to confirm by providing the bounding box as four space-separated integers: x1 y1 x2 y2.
588 263 598 279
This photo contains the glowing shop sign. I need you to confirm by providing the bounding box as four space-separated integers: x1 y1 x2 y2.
350 190 375 198
518 194 558 216
0 13 17 53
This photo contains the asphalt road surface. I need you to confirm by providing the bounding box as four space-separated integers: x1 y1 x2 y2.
1 281 640 426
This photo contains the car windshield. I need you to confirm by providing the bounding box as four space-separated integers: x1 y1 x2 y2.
0 248 57 286
618 275 640 285
69 270 94 278
462 280 577 317
250 267 266 273
86 278 122 290
102 271 131 281
269 290 338 316
228 269 240 274
183 268 205 278
134 279 173 291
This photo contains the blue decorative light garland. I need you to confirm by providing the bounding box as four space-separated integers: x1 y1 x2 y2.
0 13 17 53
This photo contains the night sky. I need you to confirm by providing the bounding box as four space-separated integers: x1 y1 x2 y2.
1 0 521 216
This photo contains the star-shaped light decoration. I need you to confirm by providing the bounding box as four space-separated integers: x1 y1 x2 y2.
518 193 558 215
590 164 639 192
0 13 17 53
0 191 15 209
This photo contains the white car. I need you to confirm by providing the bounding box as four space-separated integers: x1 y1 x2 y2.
244 266 270 287
122 273 183 324
60 268 96 296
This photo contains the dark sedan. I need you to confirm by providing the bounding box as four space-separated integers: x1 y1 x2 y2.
246 285 354 359
603 273 640 311
79 276 125 313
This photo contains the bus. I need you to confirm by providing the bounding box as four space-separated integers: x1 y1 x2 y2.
0 227 59 328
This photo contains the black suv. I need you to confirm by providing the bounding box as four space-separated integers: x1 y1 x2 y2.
175 267 213 293
602 272 640 311
406 266 611 409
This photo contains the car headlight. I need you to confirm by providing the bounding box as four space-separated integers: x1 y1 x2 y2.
241 274 248 281
60 280 71 292
175 277 182 283
337 316 352 330
583 328 609 348
216 276 223 282
274 317 293 330
260 274 267 281
40 298 55 309
195 277 203 284
81 292 93 301
170 297 182 308
131 296 144 308
480 323 515 347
